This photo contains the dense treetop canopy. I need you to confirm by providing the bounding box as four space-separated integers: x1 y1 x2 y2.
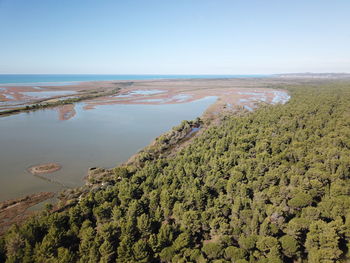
1 82 350 262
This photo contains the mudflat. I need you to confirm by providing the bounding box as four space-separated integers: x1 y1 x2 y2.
27 163 61 175
0 192 54 235
0 77 309 119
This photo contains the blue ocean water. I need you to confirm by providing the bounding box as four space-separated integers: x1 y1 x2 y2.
0 74 268 85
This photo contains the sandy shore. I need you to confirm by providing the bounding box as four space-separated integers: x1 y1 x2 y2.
0 77 305 120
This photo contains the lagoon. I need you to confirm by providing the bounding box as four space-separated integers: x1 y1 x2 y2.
0 96 217 201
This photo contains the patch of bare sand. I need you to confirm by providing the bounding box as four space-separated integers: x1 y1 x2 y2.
28 163 61 175
56 104 76 120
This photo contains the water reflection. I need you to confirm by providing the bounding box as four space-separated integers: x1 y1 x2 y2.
0 96 217 201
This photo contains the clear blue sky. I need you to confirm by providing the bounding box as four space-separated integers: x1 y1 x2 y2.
0 0 349 74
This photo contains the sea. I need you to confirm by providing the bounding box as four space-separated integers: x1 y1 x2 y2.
0 74 268 85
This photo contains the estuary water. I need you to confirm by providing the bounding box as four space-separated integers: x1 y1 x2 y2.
0 97 217 201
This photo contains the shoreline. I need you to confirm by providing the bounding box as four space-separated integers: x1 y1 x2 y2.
0 77 298 119
0 76 340 234
0 74 273 86
0 192 54 235
0 87 288 235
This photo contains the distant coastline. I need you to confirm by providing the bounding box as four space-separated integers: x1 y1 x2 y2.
0 74 269 85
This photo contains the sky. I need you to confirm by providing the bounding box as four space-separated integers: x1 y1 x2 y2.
0 0 349 74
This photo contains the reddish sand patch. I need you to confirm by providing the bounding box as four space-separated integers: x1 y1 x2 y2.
84 85 289 113
56 104 76 120
0 80 120 111
91 79 289 108
28 163 61 175
1 78 293 119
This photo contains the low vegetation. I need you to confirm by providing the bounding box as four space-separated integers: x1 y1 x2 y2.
127 117 203 168
0 88 121 117
1 82 350 262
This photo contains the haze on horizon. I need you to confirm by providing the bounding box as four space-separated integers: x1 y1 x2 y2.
0 0 349 75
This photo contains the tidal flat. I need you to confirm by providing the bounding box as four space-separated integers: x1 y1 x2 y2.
0 77 301 232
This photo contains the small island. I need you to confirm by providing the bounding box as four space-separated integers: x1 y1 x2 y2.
27 163 61 175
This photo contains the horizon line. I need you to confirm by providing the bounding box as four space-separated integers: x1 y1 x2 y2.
0 72 349 75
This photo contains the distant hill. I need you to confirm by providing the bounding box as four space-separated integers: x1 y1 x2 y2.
275 72 350 79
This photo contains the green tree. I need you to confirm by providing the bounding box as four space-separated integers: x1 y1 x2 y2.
305 220 342 263
132 239 151 262
224 246 247 261
279 235 299 258
288 192 313 209
202 242 223 260
56 247 75 263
